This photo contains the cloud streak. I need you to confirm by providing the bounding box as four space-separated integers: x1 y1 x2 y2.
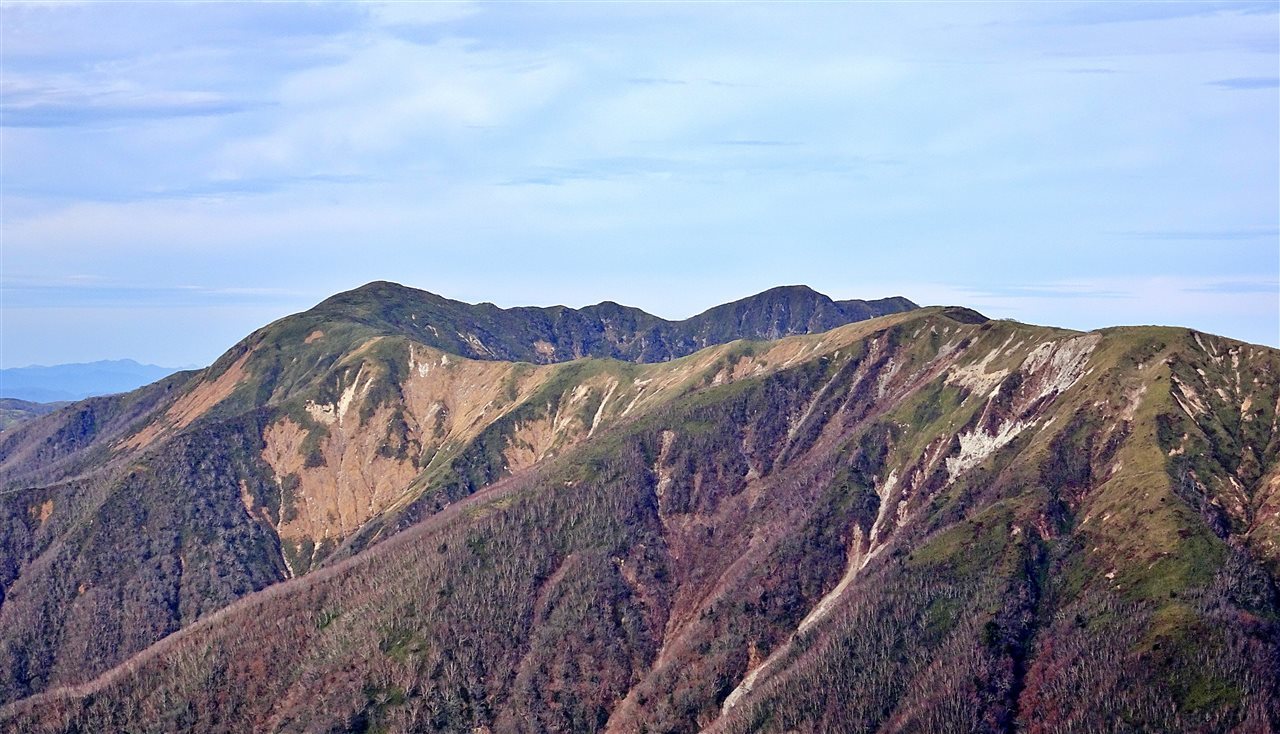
1207 77 1280 90
1039 1 1277 26
1 86 264 127
2 277 308 309
1116 228 1279 242
7 173 372 203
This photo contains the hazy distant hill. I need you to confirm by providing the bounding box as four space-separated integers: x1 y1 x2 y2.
0 360 185 402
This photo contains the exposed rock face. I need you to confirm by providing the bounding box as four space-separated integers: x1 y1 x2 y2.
1 284 1278 734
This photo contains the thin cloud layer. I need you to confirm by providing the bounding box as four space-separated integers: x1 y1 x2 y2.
2 1 1276 366
1208 76 1280 89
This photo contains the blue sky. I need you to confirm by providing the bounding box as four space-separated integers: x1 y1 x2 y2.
2 1 1277 367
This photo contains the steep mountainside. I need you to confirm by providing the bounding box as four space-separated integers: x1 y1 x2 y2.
0 283 915 710
0 293 1276 733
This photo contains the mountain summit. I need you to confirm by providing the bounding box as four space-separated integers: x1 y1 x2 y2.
1 285 1276 733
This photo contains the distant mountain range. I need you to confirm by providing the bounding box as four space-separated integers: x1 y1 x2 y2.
0 359 186 403
1 282 1276 733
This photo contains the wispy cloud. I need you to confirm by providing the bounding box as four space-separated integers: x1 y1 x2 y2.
625 77 688 86
1 82 263 128
1182 279 1280 295
1207 76 1280 90
1042 1 1276 26
957 277 1279 305
493 150 895 187
1116 227 1280 241
366 1 479 28
715 139 800 147
963 283 1132 300
1 276 308 309
496 157 680 186
7 174 370 203
209 36 573 177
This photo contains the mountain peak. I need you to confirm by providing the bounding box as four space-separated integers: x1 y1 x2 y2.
757 283 821 295
318 280 447 307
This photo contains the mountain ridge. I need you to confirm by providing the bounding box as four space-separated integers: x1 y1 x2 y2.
0 283 920 711
0 284 1276 733
295 280 919 365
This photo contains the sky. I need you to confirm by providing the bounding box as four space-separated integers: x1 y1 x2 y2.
1 1 1277 368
